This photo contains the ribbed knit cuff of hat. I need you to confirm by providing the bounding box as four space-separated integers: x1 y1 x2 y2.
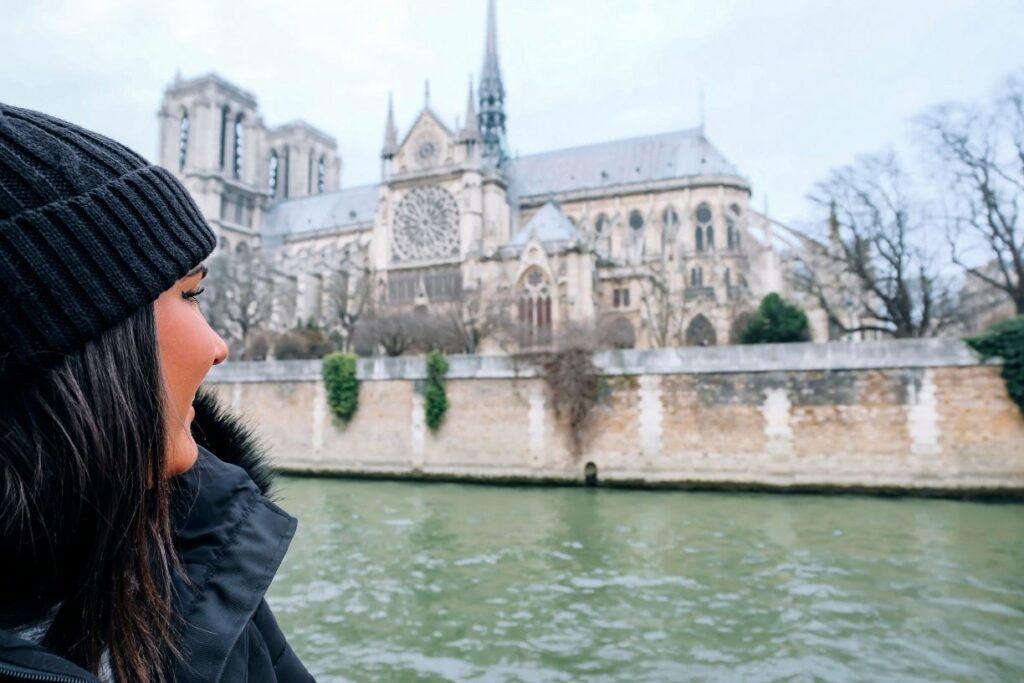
0 164 215 372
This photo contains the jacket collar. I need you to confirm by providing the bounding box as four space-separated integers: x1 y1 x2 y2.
167 446 296 682
0 629 97 682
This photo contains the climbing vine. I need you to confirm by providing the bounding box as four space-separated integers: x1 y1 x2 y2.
322 352 359 424
966 316 1024 415
538 346 601 458
424 350 449 432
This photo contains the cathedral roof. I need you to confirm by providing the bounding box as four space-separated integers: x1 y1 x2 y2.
262 184 378 237
509 128 745 198
508 201 579 246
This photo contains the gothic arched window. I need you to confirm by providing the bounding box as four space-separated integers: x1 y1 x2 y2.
663 207 679 229
268 151 279 198
283 147 290 199
517 267 552 346
685 314 717 347
690 266 704 287
695 203 712 252
232 114 244 179
219 106 229 169
317 156 326 194
662 206 680 258
178 111 189 171
307 150 314 194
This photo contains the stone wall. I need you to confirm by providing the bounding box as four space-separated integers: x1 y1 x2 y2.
204 339 1024 493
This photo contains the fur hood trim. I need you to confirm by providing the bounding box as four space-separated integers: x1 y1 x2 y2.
190 388 277 499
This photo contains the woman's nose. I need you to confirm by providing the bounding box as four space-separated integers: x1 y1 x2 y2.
212 332 229 365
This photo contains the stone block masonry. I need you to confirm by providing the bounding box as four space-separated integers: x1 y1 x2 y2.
205 339 1024 494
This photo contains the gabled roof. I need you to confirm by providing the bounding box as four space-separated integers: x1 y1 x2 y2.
509 128 744 198
398 107 455 149
508 201 579 246
262 184 379 237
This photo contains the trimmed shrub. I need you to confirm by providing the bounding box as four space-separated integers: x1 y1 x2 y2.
424 350 449 432
322 352 359 423
741 293 810 344
966 315 1024 415
276 322 334 360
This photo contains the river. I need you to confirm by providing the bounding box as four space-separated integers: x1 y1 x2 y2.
266 477 1024 682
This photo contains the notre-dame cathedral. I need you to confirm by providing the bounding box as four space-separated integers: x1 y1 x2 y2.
157 0 826 350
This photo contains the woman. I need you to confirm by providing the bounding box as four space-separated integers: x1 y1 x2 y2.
0 103 314 682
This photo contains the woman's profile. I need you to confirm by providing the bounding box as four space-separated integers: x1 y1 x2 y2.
0 102 314 682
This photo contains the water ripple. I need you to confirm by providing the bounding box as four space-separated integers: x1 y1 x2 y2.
268 479 1024 682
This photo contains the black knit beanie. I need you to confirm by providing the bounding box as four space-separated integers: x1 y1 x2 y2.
0 102 215 373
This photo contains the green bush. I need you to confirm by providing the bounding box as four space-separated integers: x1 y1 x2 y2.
322 352 359 423
741 293 810 344
424 350 449 432
966 315 1024 415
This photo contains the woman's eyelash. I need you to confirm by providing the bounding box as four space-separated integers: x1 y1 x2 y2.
182 286 205 302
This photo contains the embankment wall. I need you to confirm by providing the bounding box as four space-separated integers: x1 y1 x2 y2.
204 339 1024 493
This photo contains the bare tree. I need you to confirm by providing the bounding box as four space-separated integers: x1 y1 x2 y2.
442 282 521 354
800 153 956 338
630 265 682 347
324 265 372 352
204 246 274 357
919 73 1024 314
353 310 464 357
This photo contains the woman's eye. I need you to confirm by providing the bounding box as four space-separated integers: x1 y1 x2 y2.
182 286 205 305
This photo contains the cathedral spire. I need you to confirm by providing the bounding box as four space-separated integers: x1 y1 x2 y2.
382 93 398 158
478 0 507 164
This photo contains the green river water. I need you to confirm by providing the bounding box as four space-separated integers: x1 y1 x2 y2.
266 477 1024 682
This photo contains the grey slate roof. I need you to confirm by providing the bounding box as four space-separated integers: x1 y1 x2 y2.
508 202 579 246
508 128 744 198
262 184 379 236
265 129 745 239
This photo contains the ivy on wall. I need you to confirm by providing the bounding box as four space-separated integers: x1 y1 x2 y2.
424 351 449 432
966 316 1024 415
322 352 359 423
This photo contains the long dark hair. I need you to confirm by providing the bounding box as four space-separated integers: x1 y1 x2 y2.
0 302 178 682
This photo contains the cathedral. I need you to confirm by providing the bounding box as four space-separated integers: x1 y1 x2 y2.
157 0 822 351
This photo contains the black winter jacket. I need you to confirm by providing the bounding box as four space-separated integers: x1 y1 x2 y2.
0 391 315 683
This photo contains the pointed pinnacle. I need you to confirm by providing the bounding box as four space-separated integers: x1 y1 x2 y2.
486 0 498 62
383 92 398 154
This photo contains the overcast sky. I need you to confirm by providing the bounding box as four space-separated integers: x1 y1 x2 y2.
3 0 1022 225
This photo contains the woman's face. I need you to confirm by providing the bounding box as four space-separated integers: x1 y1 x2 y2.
153 263 229 476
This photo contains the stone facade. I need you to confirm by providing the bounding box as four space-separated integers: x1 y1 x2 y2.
204 339 1024 494
157 0 817 351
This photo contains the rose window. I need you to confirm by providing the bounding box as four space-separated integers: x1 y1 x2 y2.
391 185 460 262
